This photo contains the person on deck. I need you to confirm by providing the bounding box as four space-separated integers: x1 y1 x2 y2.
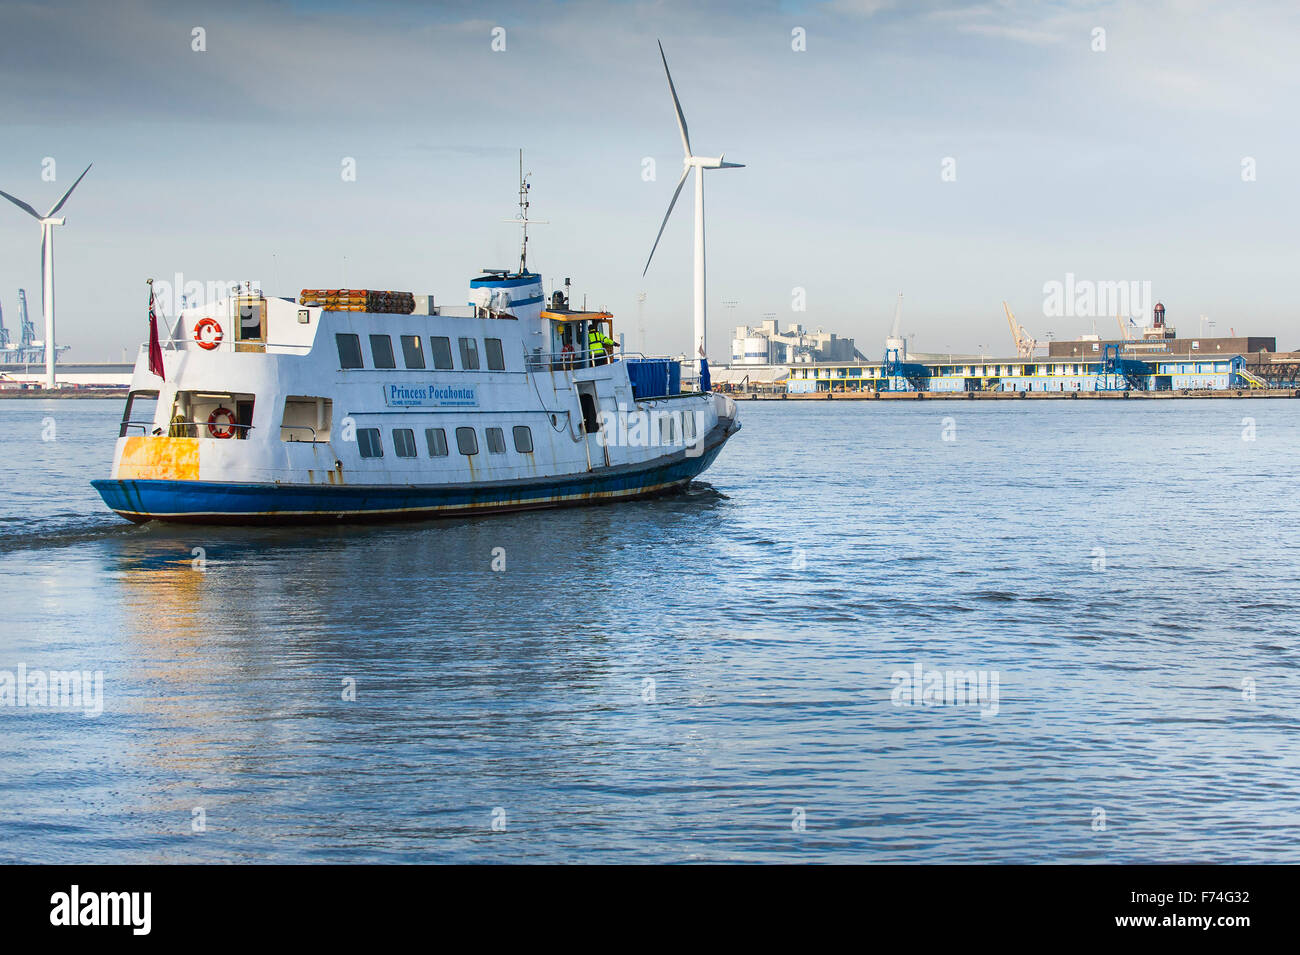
588 326 615 366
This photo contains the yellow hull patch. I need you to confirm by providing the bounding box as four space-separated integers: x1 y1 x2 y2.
117 437 200 481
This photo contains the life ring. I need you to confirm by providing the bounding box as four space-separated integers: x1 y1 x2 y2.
194 318 224 350
207 406 236 439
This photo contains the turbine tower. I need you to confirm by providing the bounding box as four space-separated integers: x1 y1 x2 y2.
0 164 93 388
642 42 742 391
886 292 905 359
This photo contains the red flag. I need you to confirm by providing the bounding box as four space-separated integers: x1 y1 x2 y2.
147 286 165 379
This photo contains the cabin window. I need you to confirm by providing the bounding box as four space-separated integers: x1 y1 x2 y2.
357 428 383 458
430 336 454 370
400 335 426 369
393 428 417 458
280 396 333 442
485 338 506 371
456 426 478 456
336 334 364 369
370 334 396 369
512 425 533 453
459 337 480 370
486 427 506 454
425 427 449 457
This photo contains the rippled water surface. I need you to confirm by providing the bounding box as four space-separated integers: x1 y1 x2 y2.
1 396 1298 863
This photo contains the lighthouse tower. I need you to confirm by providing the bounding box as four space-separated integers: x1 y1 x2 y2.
1144 302 1176 340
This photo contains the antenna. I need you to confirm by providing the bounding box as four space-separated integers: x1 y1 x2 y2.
504 149 547 275
636 291 647 353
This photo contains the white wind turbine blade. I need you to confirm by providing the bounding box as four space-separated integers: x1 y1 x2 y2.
0 188 42 220
658 41 691 157
643 164 691 276
45 163 92 218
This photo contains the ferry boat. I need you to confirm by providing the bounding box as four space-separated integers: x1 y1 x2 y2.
91 190 740 524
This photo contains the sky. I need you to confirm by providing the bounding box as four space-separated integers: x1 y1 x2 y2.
2 0 1300 363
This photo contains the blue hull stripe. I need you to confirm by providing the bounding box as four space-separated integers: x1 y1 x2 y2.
469 274 541 289
92 428 735 524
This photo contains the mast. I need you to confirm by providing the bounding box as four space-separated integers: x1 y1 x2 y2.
503 150 546 275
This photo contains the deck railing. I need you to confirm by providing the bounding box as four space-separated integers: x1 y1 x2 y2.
525 348 623 371
121 420 256 438
279 425 328 443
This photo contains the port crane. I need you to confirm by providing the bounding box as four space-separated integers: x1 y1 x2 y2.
0 289 63 364
1003 301 1040 358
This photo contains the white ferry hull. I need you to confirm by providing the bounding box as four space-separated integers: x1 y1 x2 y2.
93 418 736 524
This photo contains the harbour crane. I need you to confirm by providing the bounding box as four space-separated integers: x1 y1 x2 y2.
1003 301 1039 358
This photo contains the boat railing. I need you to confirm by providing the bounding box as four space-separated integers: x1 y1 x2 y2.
125 421 256 438
279 425 328 443
151 340 314 355
119 420 156 437
525 348 623 371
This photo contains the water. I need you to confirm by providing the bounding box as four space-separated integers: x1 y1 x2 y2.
1 396 1298 863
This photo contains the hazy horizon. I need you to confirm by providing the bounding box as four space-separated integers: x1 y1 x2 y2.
3 0 1299 363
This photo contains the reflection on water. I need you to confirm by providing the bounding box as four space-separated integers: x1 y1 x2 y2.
2 397 1300 862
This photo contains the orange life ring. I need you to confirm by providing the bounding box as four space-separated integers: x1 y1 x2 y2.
194 318 224 350
207 407 236 439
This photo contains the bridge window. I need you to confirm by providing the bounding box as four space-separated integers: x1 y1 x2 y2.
357 428 383 458
235 295 266 351
370 334 396 369
336 334 363 369
459 337 480 370
485 338 506 371
456 426 478 456
512 426 533 453
400 335 425 369
430 336 454 370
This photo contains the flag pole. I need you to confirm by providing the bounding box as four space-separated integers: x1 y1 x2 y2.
146 278 166 380
147 277 176 340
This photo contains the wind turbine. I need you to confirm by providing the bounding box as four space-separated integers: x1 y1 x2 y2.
0 163 92 388
642 41 742 391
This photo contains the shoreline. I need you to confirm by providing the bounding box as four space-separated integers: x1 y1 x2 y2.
0 389 128 399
